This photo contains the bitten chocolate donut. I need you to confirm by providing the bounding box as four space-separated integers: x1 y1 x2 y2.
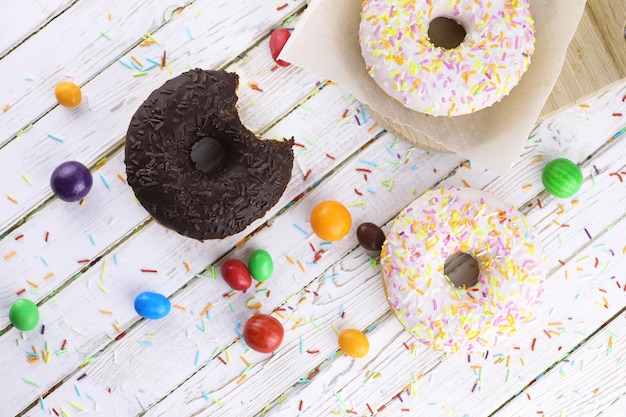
125 69 294 240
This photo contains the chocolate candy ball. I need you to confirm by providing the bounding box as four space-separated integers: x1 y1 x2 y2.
356 222 385 252
9 299 40 331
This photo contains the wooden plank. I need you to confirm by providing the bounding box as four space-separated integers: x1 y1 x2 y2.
1 0 192 145
492 312 626 417
587 0 626 77
0 0 74 57
594 391 626 417
544 2 626 115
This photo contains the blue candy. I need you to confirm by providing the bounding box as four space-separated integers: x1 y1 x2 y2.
134 291 171 320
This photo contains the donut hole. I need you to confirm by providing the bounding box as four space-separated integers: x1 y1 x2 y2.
427 17 467 49
190 137 227 175
443 252 479 288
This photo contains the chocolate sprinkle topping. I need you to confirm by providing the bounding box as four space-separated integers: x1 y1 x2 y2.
125 69 294 239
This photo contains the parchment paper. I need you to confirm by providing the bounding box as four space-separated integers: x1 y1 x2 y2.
280 0 586 173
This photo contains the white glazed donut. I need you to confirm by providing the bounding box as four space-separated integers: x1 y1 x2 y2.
381 187 546 354
359 0 536 116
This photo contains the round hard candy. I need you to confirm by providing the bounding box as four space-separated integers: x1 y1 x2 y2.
542 158 583 198
50 161 93 202
310 200 352 241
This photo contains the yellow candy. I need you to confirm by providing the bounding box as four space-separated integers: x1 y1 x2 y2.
338 329 369 358
55 81 82 108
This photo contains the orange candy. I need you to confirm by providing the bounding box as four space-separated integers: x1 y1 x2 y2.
310 200 351 241
55 81 82 108
338 329 369 358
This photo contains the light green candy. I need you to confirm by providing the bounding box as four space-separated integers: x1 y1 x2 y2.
9 299 40 331
248 250 273 282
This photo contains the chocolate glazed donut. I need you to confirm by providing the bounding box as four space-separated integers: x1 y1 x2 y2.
125 69 294 240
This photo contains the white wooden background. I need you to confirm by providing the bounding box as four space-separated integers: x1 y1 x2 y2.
0 1 624 416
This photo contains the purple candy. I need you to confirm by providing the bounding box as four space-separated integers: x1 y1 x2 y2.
50 161 93 202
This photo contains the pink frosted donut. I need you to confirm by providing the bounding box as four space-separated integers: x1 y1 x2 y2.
359 0 536 116
381 187 546 354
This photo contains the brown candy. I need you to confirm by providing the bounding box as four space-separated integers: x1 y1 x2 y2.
356 222 385 252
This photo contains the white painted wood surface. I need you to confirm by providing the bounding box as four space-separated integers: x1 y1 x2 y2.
1 1 624 417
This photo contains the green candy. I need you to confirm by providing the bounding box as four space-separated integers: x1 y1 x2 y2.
9 299 40 331
542 158 583 198
248 250 273 282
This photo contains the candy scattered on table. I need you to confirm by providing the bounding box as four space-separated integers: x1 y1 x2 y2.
248 249 273 282
269 28 291 67
542 158 583 198
134 291 171 320
54 81 82 108
310 200 352 241
50 161 93 202
356 222 385 252
221 259 252 290
338 328 369 358
9 299 40 331
243 314 284 353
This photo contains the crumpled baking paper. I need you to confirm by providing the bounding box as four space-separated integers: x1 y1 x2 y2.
280 0 586 172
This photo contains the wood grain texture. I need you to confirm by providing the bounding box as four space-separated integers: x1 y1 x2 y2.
1 1 625 417
544 0 626 115
587 0 626 76
0 0 74 57
493 312 626 417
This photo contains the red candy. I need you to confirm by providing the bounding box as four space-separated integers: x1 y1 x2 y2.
221 259 252 290
243 314 284 353
270 28 291 67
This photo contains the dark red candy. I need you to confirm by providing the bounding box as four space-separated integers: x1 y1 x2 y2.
243 314 284 353
356 222 385 252
221 259 252 290
270 28 291 67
